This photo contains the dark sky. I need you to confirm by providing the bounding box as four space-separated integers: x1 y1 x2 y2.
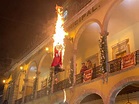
0 0 65 90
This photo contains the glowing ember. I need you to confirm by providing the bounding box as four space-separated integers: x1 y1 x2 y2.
52 5 67 67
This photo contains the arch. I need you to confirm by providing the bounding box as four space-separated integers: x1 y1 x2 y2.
38 53 49 72
73 18 102 50
73 88 105 104
37 53 53 90
102 0 124 32
26 60 38 75
107 76 139 104
22 60 38 96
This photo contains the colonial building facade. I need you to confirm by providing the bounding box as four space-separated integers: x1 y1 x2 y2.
3 0 139 104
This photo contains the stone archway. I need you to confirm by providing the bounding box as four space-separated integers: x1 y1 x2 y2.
102 0 127 32
25 61 38 96
74 20 101 74
108 76 139 104
74 19 102 50
80 94 102 104
37 53 53 90
115 83 139 104
73 89 104 104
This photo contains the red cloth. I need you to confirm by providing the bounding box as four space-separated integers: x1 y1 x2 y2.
83 69 93 82
51 47 62 67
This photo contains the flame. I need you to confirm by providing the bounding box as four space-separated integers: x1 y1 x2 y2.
53 5 67 66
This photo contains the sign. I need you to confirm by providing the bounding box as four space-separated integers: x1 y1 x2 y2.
67 4 99 30
83 69 93 82
121 52 136 69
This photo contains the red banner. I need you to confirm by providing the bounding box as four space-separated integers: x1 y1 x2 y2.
121 52 136 69
83 69 92 82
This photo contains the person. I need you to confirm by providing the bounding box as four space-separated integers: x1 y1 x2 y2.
80 62 87 73
86 60 93 70
83 60 93 82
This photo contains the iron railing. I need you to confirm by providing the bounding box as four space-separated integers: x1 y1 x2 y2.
109 58 121 73
36 87 50 99
53 78 72 92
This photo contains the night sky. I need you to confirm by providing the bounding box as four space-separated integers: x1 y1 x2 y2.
0 0 65 90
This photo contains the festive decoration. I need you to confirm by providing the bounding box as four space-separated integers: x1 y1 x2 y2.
99 35 107 73
69 58 74 84
48 71 53 93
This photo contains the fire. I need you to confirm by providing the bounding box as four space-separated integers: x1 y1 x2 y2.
53 5 67 66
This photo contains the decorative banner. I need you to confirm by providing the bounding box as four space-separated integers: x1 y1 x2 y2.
121 52 136 69
83 69 93 82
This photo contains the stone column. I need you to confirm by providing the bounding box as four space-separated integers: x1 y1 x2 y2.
22 78 28 104
51 69 54 93
33 71 40 99
7 81 14 104
2 82 8 102
73 49 77 85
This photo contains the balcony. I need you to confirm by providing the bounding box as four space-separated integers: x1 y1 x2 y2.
15 50 139 104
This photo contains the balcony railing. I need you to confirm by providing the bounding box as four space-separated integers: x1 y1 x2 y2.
15 50 139 104
53 78 72 92
36 87 50 99
75 50 139 85
109 50 139 73
109 58 121 73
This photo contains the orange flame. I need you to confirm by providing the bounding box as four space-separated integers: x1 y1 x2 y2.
53 5 67 66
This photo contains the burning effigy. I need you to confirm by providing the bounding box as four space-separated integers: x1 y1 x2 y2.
51 5 67 75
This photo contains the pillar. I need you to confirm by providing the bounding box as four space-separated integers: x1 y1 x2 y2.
99 31 109 73
99 31 109 82
2 83 8 102
73 49 77 85
22 78 28 104
33 71 40 99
